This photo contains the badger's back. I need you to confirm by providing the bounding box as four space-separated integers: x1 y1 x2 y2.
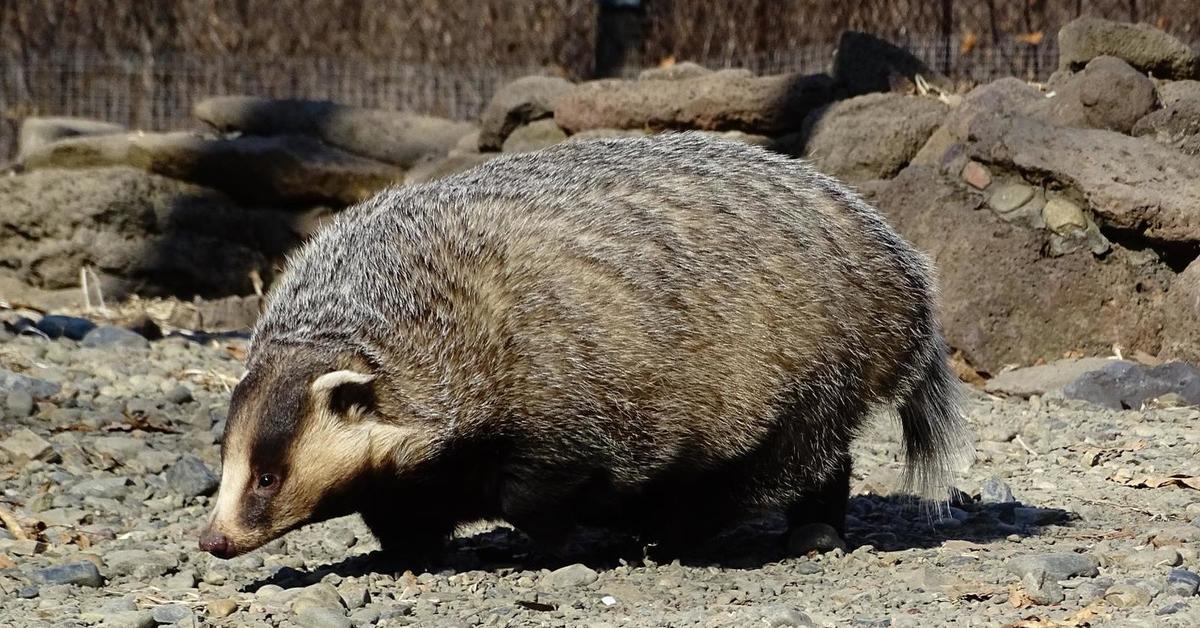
255 132 956 500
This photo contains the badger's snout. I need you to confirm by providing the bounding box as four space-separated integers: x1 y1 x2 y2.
199 527 234 559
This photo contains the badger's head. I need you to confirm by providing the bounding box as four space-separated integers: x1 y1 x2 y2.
199 345 426 558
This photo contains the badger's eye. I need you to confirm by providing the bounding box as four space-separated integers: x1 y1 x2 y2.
257 473 278 489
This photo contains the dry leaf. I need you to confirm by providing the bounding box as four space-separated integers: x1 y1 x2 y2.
1107 471 1200 490
960 31 979 55
1016 31 1046 45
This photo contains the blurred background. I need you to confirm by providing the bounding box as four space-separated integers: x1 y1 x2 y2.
3 0 1197 159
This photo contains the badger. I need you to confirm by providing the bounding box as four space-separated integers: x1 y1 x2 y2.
199 132 970 561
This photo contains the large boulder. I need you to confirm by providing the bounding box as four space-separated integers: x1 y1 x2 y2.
1058 17 1200 79
869 165 1178 372
832 31 950 96
553 71 840 135
477 75 573 151
1029 56 1157 134
0 167 303 298
961 114 1200 243
193 97 475 168
17 117 125 161
20 131 401 206
912 78 1045 169
1161 259 1200 363
500 119 567 153
1132 80 1200 154
789 93 948 181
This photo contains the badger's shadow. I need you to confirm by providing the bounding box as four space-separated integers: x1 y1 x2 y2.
242 493 1071 591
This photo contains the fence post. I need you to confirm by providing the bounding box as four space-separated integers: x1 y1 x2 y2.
595 0 646 79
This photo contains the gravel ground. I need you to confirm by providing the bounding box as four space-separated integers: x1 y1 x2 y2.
1 326 1199 627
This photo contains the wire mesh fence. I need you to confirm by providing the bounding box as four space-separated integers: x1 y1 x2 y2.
0 36 1061 160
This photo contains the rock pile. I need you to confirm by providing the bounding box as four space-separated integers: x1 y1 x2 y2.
3 17 1200 375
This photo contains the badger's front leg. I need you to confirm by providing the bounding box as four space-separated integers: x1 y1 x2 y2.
359 506 453 570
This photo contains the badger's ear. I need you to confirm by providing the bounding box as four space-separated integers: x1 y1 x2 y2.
312 370 377 417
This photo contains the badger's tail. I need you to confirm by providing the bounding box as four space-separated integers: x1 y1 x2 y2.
898 337 973 500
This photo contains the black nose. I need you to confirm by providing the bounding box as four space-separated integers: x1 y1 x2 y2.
199 528 233 558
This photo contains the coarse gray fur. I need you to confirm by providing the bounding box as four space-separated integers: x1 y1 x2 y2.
250 131 971 546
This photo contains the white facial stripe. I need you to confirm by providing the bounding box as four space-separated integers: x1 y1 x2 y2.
311 369 375 393
212 454 251 526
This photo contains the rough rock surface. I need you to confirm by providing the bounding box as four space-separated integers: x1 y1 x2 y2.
477 75 573 151
1058 16 1200 78
791 93 948 180
500 119 567 153
962 114 1200 243
1 332 1198 626
868 166 1178 372
1132 80 1200 155
19 131 402 206
17 117 125 161
0 166 302 298
554 71 840 135
1030 56 1158 133
1064 361 1200 410
638 62 714 81
985 358 1117 398
193 96 476 168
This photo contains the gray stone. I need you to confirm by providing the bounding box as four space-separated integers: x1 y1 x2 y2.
1030 56 1157 134
554 72 839 135
103 549 179 579
1042 198 1088 235
17 585 39 598
544 563 600 588
34 561 103 587
18 116 125 160
81 326 149 349
980 477 1015 504
0 167 302 298
1064 361 1200 410
961 113 1200 243
0 427 51 460
1058 16 1199 78
478 75 573 150
151 604 194 624
104 611 156 628
164 385 193 405
1119 548 1182 569
1105 582 1156 608
0 369 60 399
1007 553 1100 581
1132 81 1200 155
20 131 403 206
786 522 847 555
91 435 149 463
788 93 948 181
1023 570 1065 605
501 119 567 154
1167 569 1200 597
988 183 1036 214
760 605 816 627
165 454 218 498
985 358 1116 398
35 315 96 340
337 582 369 609
294 605 352 628
69 476 132 498
194 96 474 169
